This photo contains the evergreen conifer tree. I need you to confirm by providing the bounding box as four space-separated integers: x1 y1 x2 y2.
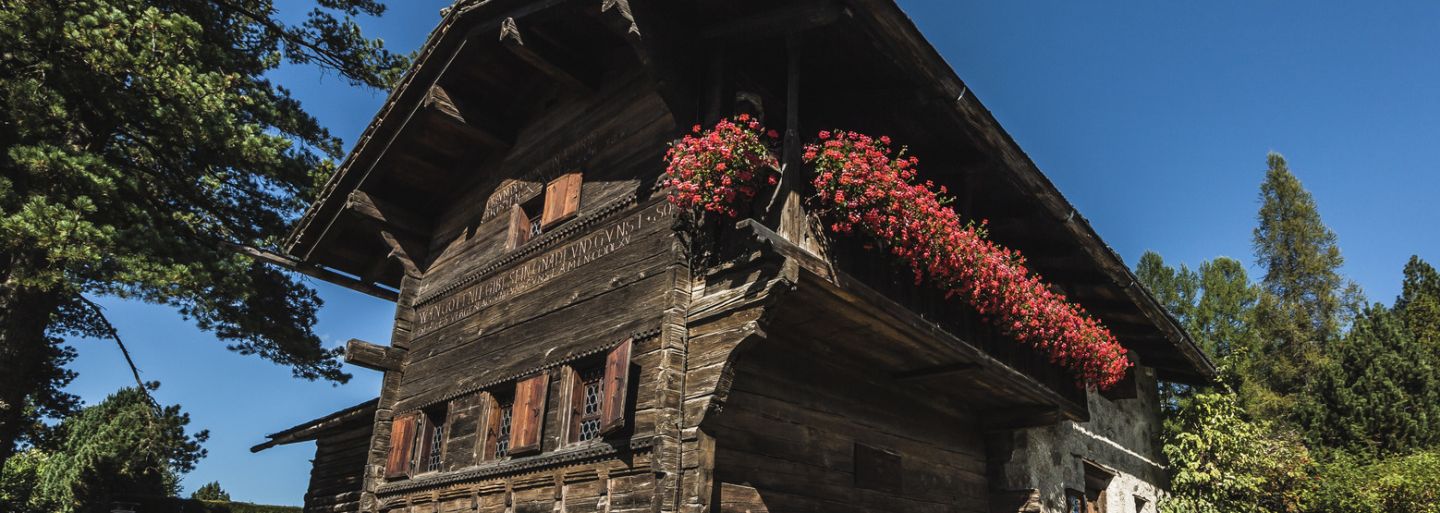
1300 301 1440 460
1397 256 1440 349
0 0 407 467
1250 152 1353 416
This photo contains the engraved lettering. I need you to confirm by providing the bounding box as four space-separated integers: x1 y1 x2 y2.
413 201 673 337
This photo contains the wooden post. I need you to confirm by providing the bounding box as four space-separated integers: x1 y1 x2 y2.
774 34 806 243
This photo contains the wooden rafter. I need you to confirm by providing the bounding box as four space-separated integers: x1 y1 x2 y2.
422 85 513 149
499 17 595 94
345 190 430 240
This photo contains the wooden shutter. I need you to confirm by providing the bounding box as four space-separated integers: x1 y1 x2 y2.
540 172 582 228
385 413 418 479
506 204 530 249
480 393 501 461
599 338 633 435
509 372 549 455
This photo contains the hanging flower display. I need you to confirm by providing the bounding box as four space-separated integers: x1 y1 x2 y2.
663 120 1131 389
662 115 779 217
804 130 1130 389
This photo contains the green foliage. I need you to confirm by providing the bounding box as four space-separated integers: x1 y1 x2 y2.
1135 252 1259 409
1137 251 1200 327
1192 257 1259 364
1160 391 1314 513
2 385 208 513
1250 153 1355 408
1300 302 1440 460
0 0 408 465
192 481 231 502
143 496 302 513
0 449 54 513
1397 256 1440 350
1305 451 1440 513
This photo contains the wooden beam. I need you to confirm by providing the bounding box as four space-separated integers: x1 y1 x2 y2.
590 0 698 126
224 243 399 301
699 1 846 40
422 85 512 148
499 17 595 94
981 405 1063 432
344 338 405 372
892 362 980 382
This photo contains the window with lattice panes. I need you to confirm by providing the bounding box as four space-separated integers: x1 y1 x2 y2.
409 405 446 474
570 365 606 442
488 396 514 459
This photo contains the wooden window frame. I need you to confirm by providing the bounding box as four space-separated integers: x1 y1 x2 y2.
567 363 606 444
565 339 633 445
413 405 448 475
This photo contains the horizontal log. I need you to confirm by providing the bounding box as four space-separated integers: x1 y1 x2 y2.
345 338 405 372
700 1 846 40
891 362 980 382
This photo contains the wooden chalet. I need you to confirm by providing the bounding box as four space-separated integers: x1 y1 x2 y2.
253 1 1214 512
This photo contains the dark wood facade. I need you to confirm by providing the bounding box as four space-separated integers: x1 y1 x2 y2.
258 1 1213 512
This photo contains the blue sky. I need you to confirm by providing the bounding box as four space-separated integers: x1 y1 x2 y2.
62 0 1440 505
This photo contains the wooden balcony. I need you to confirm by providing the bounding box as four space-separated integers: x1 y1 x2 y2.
724 220 1090 429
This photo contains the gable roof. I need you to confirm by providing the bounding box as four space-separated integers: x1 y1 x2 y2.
284 0 1214 383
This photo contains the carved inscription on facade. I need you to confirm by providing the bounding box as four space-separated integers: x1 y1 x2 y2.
414 200 674 337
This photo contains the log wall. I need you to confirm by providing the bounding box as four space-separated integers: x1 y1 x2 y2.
704 326 991 513
306 422 372 513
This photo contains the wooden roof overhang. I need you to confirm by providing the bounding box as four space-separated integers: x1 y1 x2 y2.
283 0 645 294
250 398 378 452
284 0 1214 383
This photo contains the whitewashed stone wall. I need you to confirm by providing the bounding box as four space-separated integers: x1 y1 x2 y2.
988 365 1168 513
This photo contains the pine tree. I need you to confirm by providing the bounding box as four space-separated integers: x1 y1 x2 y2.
0 0 407 467
1250 152 1352 414
1191 258 1258 380
190 481 230 502
29 385 207 513
1137 251 1199 328
1397 256 1440 350
1300 302 1440 460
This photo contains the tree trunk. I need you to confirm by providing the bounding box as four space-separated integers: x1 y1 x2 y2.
0 283 62 469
